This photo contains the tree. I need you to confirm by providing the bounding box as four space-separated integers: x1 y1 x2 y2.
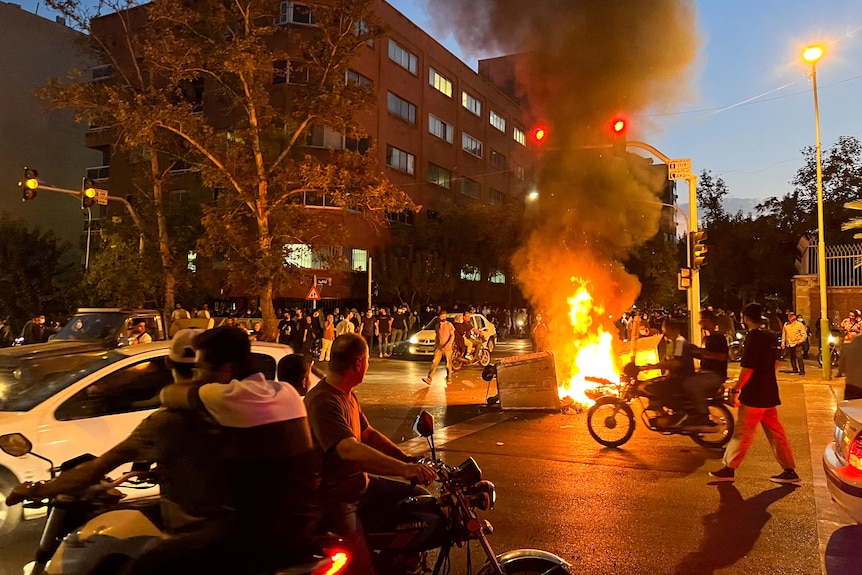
0 215 83 330
374 244 455 309
80 233 162 308
140 0 415 339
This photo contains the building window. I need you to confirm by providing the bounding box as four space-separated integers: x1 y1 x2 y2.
428 114 453 143
345 136 371 155
490 149 507 170
461 177 479 199
276 1 315 25
386 210 415 226
512 160 525 180
461 91 481 116
170 189 190 202
346 69 371 87
513 126 526 146
92 64 113 81
427 163 451 189
489 189 504 204
490 110 506 132
386 145 415 175
426 209 440 221
388 39 417 75
462 133 483 158
429 67 452 97
461 264 481 282
284 244 314 268
306 125 344 149
489 270 506 284
387 92 417 124
351 248 368 271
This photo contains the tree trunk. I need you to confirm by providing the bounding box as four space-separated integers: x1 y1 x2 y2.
260 281 277 342
150 150 177 327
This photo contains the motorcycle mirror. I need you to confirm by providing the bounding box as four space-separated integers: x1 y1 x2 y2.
0 432 33 457
413 411 435 438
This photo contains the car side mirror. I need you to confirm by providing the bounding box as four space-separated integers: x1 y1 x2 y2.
413 411 435 437
0 433 33 457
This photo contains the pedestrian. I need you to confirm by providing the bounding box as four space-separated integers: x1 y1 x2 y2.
709 303 801 484
422 310 455 385
19 314 45 345
376 307 393 357
336 311 355 336
391 305 408 350
196 303 211 319
320 314 336 362
838 334 862 400
531 313 550 352
171 303 191 322
277 311 293 346
359 310 376 354
781 311 807 376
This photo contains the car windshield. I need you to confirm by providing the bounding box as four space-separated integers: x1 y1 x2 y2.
53 312 129 342
0 349 127 412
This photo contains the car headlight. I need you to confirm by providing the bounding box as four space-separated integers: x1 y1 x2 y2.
409 335 419 344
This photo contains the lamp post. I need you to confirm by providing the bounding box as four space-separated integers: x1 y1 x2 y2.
803 45 830 380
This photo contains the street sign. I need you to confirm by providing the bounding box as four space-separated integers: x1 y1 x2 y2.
316 277 332 286
96 189 108 205
305 285 321 300
668 158 692 181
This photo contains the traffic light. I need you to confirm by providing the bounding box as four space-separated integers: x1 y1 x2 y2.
610 117 627 154
19 167 39 201
81 179 96 208
690 229 708 268
678 267 692 290
529 125 547 145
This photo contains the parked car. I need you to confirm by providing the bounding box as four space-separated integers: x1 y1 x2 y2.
51 308 167 348
392 313 497 359
823 398 862 523
0 339 293 535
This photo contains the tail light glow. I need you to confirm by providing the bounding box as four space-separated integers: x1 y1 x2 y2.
848 431 862 471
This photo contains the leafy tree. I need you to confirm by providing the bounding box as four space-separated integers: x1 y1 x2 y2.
374 244 455 309
80 233 162 308
0 215 83 330
625 233 684 309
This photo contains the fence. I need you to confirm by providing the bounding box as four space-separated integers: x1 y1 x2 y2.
800 240 862 287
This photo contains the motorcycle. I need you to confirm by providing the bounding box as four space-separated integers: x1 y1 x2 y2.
817 331 841 369
726 331 745 362
0 432 349 575
584 363 735 449
452 334 492 370
362 411 571 575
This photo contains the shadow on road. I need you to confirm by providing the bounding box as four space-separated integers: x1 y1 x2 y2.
824 524 862 575
672 483 798 575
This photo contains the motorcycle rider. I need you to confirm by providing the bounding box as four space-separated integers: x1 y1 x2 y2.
461 311 483 359
4 329 251 574
639 317 696 426
682 312 727 431
305 333 437 574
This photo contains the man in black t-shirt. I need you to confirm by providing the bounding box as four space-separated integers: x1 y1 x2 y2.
709 303 800 484
682 312 728 430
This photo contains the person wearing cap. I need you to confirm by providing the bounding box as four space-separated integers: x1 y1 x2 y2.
781 311 807 376
709 303 800 484
5 329 239 572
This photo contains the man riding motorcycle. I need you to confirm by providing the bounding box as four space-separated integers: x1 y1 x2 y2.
638 318 696 427
304 333 436 574
683 312 728 431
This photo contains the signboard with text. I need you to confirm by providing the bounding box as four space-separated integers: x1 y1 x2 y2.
668 158 692 181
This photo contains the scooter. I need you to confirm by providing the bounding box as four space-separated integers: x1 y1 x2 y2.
0 433 349 575
361 411 571 575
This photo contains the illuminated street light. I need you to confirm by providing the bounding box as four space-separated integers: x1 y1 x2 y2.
527 190 539 201
803 44 830 380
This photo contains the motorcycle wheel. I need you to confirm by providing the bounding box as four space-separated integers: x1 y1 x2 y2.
586 397 635 448
479 557 571 575
452 353 464 372
478 348 492 367
487 337 496 352
0 471 23 536
728 344 743 362
690 403 735 448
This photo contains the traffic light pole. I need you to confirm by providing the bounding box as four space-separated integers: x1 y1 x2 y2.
27 184 144 253
628 141 701 346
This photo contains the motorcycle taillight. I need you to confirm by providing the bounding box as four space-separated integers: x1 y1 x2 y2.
311 548 349 575
848 431 862 472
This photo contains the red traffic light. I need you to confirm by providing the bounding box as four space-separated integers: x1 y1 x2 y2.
530 126 547 144
611 118 626 134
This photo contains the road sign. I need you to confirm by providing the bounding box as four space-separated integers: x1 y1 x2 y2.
668 158 692 181
305 285 321 300
96 189 108 205
316 277 332 286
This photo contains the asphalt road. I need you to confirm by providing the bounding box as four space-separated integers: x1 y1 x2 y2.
0 338 857 574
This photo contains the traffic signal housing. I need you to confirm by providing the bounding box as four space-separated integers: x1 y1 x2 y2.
610 117 627 154
82 179 96 208
529 125 547 145
20 168 39 201
690 229 708 268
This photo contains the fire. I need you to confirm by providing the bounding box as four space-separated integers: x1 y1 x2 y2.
557 278 621 406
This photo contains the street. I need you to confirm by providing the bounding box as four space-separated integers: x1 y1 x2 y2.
1 338 858 574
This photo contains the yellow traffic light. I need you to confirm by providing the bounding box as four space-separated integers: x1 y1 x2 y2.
20 167 39 200
690 229 708 268
82 179 97 208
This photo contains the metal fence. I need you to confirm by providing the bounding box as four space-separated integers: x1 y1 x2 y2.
801 241 862 286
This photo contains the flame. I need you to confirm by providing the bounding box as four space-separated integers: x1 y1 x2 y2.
557 278 621 406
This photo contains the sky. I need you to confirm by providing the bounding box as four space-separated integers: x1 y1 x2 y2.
16 0 862 203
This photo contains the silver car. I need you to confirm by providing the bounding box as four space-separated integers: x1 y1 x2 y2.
823 398 862 523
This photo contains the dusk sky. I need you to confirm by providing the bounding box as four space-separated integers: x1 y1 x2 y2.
17 0 862 203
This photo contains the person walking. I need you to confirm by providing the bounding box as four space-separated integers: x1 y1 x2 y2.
422 310 455 385
359 310 376 355
709 303 800 484
376 307 393 357
391 305 408 350
320 314 336 362
781 311 807 376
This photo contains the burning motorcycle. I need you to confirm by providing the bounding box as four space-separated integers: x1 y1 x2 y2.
0 432 349 575
584 363 735 449
362 411 571 575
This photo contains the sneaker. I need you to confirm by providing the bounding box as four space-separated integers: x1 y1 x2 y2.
769 469 801 484
708 466 735 482
421 377 432 385
379 353 383 358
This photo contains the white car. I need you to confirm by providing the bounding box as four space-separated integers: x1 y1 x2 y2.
0 339 293 535
395 313 497 358
823 398 862 523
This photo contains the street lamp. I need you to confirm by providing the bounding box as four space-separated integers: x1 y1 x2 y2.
803 44 830 380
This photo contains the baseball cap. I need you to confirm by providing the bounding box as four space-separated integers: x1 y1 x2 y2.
169 328 204 364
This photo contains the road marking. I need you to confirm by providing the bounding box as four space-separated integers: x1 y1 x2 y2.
399 411 516 455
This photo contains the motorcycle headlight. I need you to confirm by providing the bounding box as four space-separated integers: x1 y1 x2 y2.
828 335 836 344
466 480 496 511
735 332 743 340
